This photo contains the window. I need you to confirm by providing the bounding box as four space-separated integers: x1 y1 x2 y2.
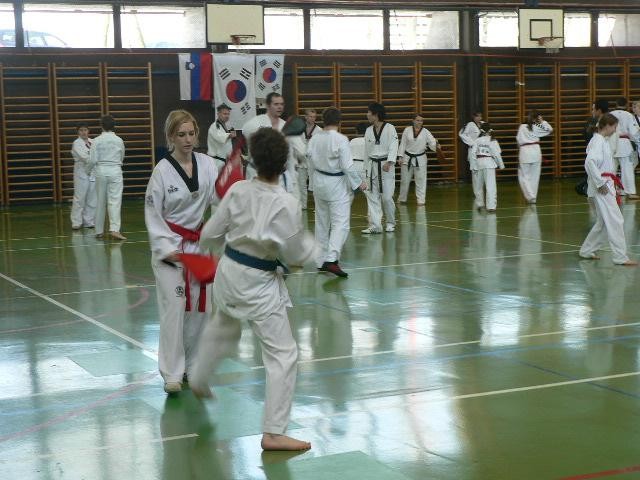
599 13 640 47
564 12 591 47
390 10 459 50
0 3 14 47
22 4 113 48
311 9 383 50
229 8 303 50
479 11 518 47
121 5 205 48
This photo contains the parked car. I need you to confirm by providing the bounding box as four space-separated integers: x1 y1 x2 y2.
0 29 68 47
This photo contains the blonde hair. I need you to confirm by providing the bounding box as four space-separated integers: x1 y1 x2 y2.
164 110 199 152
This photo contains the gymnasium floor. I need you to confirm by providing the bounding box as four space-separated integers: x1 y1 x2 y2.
2 179 640 480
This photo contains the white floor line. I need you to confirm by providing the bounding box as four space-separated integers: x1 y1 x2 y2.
0 433 199 462
11 284 156 300
0 272 158 360
1 239 150 253
0 230 149 243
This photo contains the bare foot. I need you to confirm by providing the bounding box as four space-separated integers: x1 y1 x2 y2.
620 260 638 266
190 383 215 399
261 433 311 451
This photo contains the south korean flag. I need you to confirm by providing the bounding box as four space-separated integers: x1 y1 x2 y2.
255 55 285 100
213 53 257 129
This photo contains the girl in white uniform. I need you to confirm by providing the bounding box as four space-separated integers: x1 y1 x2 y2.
70 123 96 229
470 123 505 212
517 110 553 204
459 111 484 204
579 113 637 265
145 110 220 394
610 97 640 199
398 114 438 206
191 128 316 451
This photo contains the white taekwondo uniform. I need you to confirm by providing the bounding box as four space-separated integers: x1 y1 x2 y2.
349 136 366 183
470 136 505 210
241 114 286 185
70 136 96 228
144 152 219 384
286 133 305 201
207 119 234 171
88 130 125 235
398 126 437 204
307 129 362 267
191 179 316 435
579 133 630 264
364 122 399 232
516 120 553 203
299 124 322 208
610 108 640 195
459 121 483 205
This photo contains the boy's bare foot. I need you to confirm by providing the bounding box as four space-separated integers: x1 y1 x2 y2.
620 260 638 266
261 433 311 451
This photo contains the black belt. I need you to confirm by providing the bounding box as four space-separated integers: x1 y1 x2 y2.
369 157 387 194
316 169 344 177
225 246 287 272
406 151 426 168
213 155 226 163
353 159 364 162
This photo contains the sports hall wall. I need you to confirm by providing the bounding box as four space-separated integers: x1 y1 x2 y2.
1 1 640 205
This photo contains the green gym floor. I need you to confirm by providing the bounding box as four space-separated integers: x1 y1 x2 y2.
2 180 640 480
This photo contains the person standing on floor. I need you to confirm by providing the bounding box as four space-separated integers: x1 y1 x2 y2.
459 111 484 205
207 103 236 171
298 109 322 209
610 97 640 200
397 113 438 206
190 127 316 451
471 123 505 212
307 107 367 277
145 109 241 394
516 110 553 204
362 103 398 234
88 115 126 240
579 113 637 266
350 122 368 185
70 123 96 230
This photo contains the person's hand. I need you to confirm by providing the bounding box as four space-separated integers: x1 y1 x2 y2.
229 131 237 138
164 251 181 262
499 165 505 170
597 184 609 195
359 181 368 191
382 161 393 172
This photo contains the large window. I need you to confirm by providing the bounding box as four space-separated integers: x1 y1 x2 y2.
390 10 459 50
310 9 383 50
564 12 591 47
599 13 640 47
479 11 518 47
121 5 205 48
229 8 303 50
0 3 13 47
22 4 113 48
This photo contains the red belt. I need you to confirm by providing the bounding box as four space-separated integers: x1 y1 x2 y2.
601 172 624 206
166 221 207 312
620 134 630 139
520 142 539 146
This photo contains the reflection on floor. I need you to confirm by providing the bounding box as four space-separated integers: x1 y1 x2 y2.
1 180 640 479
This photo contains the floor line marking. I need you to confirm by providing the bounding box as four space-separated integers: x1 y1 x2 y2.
558 463 640 480
0 229 149 243
0 433 199 462
0 272 157 358
9 284 156 300
0 319 84 335
0 239 149 253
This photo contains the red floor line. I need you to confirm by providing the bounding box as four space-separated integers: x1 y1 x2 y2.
559 464 640 480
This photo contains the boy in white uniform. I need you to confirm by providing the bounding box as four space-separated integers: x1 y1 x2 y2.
207 103 236 171
459 111 484 204
145 110 221 394
470 123 505 212
191 128 316 451
70 123 96 230
307 107 367 277
610 97 640 200
516 110 553 204
398 113 438 206
362 103 399 234
88 115 126 240
299 109 322 209
579 113 637 265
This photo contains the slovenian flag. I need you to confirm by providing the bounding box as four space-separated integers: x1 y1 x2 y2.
178 53 213 101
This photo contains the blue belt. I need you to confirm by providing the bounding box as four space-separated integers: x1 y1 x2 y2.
225 246 286 272
316 169 344 177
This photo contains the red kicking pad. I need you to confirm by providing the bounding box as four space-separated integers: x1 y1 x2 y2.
177 253 218 283
215 137 246 198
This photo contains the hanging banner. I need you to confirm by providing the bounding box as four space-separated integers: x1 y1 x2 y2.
213 53 256 129
255 54 284 99
178 53 213 101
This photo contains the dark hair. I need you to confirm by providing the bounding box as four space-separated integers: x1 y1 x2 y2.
101 115 115 131
76 122 89 131
414 113 424 119
593 99 609 114
216 103 231 112
367 103 386 121
472 110 483 118
266 92 283 106
598 113 619 130
250 128 288 181
616 97 627 107
480 122 494 138
526 110 540 131
322 107 341 126
355 122 368 135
